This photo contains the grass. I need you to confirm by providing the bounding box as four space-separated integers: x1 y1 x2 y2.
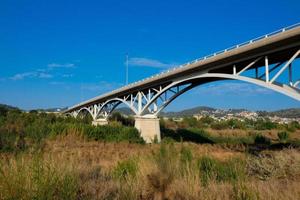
1 135 300 199
0 154 79 200
1 111 300 199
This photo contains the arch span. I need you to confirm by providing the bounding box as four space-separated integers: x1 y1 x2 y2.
95 97 138 119
140 73 300 116
76 107 94 119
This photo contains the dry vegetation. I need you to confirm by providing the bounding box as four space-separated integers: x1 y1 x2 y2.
1 110 300 199
1 133 300 200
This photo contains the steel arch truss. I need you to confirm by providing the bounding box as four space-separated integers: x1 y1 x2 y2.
67 49 300 119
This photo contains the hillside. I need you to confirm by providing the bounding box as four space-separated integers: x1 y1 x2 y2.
1 103 300 118
0 104 19 111
269 108 300 118
112 106 300 118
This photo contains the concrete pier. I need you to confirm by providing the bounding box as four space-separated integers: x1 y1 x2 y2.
134 117 161 143
92 118 108 126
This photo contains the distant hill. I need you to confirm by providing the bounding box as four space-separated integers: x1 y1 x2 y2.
1 103 300 118
112 106 300 118
269 108 300 118
0 104 20 111
0 104 20 116
114 107 135 115
160 106 216 117
35 107 68 112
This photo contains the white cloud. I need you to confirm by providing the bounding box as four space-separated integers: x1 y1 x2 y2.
10 72 37 80
9 61 76 81
38 73 53 79
80 81 122 92
80 85 102 91
193 82 273 96
128 57 175 68
10 71 53 80
48 63 75 69
49 81 65 85
61 74 74 78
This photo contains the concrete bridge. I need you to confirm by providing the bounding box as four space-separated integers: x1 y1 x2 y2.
64 23 300 143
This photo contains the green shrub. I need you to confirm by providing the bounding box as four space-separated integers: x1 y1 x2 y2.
25 119 50 143
180 146 193 165
198 156 246 186
0 131 17 152
112 158 138 180
211 121 228 130
253 134 271 145
232 183 259 200
254 119 277 130
86 124 144 143
277 131 289 143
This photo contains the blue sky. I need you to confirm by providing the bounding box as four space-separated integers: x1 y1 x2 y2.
0 0 300 111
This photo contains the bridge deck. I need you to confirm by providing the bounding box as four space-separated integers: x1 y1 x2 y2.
65 24 300 113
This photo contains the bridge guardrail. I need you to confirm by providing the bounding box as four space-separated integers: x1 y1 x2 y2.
123 22 300 89
70 23 300 110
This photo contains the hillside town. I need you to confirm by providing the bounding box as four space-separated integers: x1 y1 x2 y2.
163 108 300 124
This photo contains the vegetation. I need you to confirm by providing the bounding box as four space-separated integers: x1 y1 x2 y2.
278 131 289 143
160 116 300 147
2 141 299 200
1 106 300 199
0 154 79 200
0 109 144 153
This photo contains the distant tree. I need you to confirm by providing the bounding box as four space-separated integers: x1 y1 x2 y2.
29 110 38 114
199 116 214 126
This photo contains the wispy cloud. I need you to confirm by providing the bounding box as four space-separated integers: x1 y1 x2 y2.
48 63 75 69
10 72 53 80
38 73 53 79
128 57 175 68
10 72 36 80
80 81 122 92
194 82 273 96
9 62 76 81
49 81 65 85
61 74 74 78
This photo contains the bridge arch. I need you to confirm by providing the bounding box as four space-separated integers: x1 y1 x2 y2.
95 97 138 119
140 73 300 116
76 107 94 119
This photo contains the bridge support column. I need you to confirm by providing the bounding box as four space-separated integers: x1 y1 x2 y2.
92 118 108 126
134 116 161 143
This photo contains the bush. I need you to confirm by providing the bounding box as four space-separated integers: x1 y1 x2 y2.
86 124 144 143
211 121 228 130
277 131 289 143
112 158 138 180
254 119 277 130
198 156 246 186
0 131 17 152
232 183 259 200
253 134 271 145
109 112 134 126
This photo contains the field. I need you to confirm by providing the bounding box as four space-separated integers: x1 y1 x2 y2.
1 110 300 200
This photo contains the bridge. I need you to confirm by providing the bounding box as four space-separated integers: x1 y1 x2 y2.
64 23 300 143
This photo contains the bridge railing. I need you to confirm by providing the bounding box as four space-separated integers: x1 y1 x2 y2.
187 23 300 66
72 23 300 109
116 23 300 92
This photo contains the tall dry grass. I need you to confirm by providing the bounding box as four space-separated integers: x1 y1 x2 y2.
0 153 79 200
1 134 300 200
